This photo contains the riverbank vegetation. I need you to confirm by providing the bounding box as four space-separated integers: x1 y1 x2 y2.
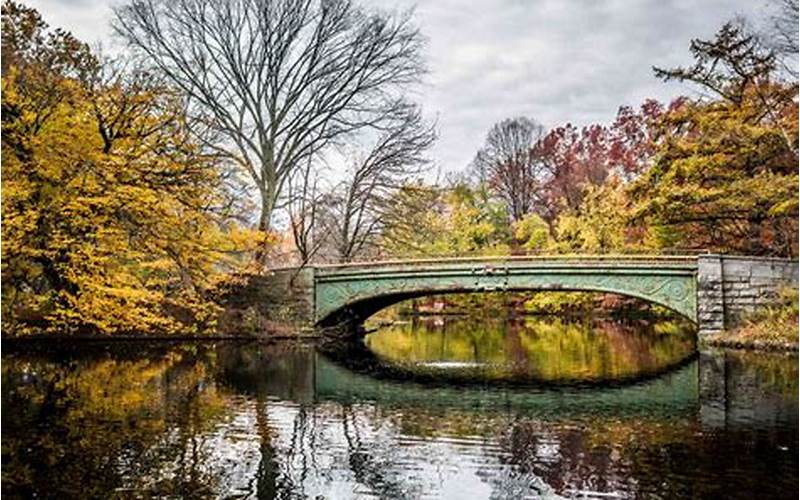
1 0 797 336
706 287 799 351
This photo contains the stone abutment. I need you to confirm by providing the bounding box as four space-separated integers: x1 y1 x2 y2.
696 255 798 336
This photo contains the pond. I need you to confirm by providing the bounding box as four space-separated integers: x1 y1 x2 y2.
2 315 797 499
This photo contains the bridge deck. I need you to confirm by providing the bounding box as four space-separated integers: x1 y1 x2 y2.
314 254 700 272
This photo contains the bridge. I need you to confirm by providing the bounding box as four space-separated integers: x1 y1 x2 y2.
255 254 797 336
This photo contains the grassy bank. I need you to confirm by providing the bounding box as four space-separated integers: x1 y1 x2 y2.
705 287 799 351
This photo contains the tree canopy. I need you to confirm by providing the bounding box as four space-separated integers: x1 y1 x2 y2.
2 1 261 335
634 21 798 255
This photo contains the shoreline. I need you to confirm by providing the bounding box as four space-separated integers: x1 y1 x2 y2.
5 315 798 355
1 333 322 344
701 336 799 353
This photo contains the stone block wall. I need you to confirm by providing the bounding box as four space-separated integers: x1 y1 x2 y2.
217 267 316 335
262 267 316 324
721 256 798 324
696 256 725 336
697 255 798 336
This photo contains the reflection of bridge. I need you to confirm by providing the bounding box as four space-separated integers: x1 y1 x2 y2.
261 255 797 335
217 344 700 417
217 343 798 429
314 352 700 417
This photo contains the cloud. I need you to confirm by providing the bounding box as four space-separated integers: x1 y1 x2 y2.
400 0 768 173
25 0 118 51
26 0 769 175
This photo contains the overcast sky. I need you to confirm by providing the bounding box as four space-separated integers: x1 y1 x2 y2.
26 0 774 175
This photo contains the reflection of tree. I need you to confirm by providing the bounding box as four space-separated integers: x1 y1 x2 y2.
340 404 412 499
495 419 634 497
215 343 316 499
6 341 796 499
216 343 315 402
366 316 695 384
2 345 226 497
621 425 798 498
154 363 220 496
503 321 530 375
255 398 279 499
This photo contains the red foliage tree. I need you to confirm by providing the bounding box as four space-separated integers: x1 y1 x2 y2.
532 99 683 229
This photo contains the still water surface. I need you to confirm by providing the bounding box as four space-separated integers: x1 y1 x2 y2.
2 316 797 499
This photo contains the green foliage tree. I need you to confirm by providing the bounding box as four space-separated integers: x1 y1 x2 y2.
379 183 448 257
513 213 553 252
381 181 511 257
438 183 512 256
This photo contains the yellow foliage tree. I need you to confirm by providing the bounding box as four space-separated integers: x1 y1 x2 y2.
553 176 643 253
1 2 263 335
513 213 553 253
633 22 799 256
381 182 511 258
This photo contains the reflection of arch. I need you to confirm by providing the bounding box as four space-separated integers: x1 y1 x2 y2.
314 259 698 326
320 338 698 390
314 349 700 417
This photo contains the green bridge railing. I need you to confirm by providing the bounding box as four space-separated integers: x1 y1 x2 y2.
314 252 704 270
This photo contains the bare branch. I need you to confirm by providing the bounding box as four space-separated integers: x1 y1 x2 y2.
471 117 549 223
319 105 435 262
113 0 427 244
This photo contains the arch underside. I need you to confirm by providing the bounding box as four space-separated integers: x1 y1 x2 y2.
315 270 697 326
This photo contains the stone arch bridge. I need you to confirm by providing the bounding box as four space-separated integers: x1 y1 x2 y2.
256 255 797 336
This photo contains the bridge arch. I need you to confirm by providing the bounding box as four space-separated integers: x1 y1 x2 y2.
314 258 698 327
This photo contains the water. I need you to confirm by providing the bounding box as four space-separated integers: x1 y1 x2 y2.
2 315 797 499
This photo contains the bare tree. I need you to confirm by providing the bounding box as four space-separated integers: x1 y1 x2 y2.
113 0 426 249
323 106 435 263
471 117 549 223
765 0 798 76
286 159 325 266
769 0 799 55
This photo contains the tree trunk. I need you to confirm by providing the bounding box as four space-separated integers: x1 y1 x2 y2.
255 184 276 269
